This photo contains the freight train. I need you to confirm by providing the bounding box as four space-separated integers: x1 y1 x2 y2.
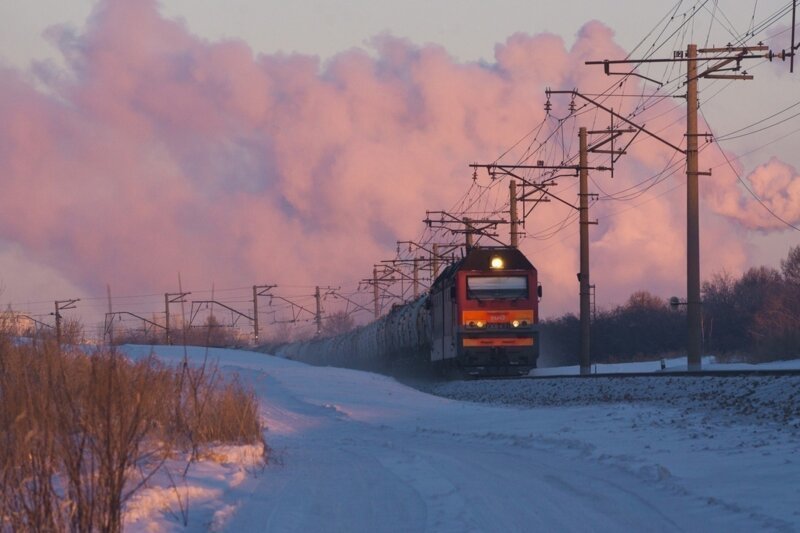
275 246 541 377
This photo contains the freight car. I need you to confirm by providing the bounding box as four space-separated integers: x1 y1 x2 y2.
275 246 541 376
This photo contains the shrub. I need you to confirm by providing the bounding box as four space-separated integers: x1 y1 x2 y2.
0 325 265 533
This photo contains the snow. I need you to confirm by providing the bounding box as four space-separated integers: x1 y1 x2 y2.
121 345 800 532
530 355 800 375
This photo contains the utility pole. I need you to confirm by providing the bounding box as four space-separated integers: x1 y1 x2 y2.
379 258 426 301
396 240 460 289
792 0 797 73
685 44 702 371
424 211 506 248
165 291 190 345
373 267 380 319
314 286 323 336
413 257 420 298
578 127 591 375
432 244 440 279
106 284 114 345
252 284 276 344
165 293 170 344
364 264 405 317
464 217 474 248
54 299 79 346
510 180 519 247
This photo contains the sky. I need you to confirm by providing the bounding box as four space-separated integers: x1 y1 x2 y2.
120 344 800 531
1 0 799 336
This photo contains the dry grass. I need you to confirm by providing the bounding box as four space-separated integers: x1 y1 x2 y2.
0 325 265 533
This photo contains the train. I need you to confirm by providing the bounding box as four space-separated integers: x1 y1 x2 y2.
274 245 541 377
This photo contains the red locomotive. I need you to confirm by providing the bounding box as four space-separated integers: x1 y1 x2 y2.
429 246 540 375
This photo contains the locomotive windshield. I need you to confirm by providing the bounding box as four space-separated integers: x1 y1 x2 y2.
467 276 528 300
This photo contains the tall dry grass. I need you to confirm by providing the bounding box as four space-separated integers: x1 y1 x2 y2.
0 323 265 532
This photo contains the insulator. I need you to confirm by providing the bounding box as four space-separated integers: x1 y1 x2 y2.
544 99 552 112
568 99 576 113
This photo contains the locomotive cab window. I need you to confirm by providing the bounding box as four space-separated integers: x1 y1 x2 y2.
466 276 528 300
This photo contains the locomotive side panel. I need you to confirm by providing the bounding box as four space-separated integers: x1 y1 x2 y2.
429 286 443 362
442 283 457 362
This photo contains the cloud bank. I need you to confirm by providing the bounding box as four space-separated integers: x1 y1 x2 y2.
0 0 796 318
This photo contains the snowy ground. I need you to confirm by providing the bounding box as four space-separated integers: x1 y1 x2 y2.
121 345 800 532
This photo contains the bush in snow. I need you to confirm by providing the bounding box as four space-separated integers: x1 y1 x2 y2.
0 325 265 533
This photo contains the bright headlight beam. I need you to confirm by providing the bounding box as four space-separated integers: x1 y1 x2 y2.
490 256 504 269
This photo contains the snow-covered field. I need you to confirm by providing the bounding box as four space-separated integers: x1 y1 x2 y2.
121 345 800 532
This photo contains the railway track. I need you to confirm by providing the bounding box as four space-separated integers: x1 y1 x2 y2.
470 367 800 381
528 369 800 379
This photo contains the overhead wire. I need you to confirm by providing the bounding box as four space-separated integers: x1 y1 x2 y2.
701 108 800 232
715 98 800 140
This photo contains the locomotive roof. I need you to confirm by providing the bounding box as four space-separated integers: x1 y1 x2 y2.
459 246 535 271
431 246 536 290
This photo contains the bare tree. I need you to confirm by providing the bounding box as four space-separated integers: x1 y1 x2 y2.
781 245 800 286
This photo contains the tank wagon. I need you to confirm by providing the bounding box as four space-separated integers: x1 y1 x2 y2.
276 246 541 376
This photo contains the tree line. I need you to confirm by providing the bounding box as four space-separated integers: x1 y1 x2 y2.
541 246 800 365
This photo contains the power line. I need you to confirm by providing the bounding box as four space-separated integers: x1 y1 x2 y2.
716 99 800 141
702 109 800 232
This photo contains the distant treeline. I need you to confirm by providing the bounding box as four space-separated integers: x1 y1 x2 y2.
541 246 800 366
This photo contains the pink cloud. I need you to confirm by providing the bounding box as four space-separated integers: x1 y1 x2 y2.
705 156 800 230
0 0 787 320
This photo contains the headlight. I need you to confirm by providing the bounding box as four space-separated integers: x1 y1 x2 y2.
511 320 520 328
490 256 504 269
475 320 486 328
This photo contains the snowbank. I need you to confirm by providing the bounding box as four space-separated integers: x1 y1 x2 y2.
119 346 800 531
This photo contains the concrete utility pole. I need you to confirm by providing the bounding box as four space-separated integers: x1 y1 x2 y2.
792 0 797 73
314 286 323 336
54 299 79 346
164 291 190 345
685 44 702 371
373 267 380 319
509 180 519 247
396 239 461 290
252 284 276 344
106 284 114 344
578 127 591 376
413 257 420 298
165 294 170 344
425 211 506 247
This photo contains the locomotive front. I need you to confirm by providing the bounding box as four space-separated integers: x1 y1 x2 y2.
429 246 540 376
